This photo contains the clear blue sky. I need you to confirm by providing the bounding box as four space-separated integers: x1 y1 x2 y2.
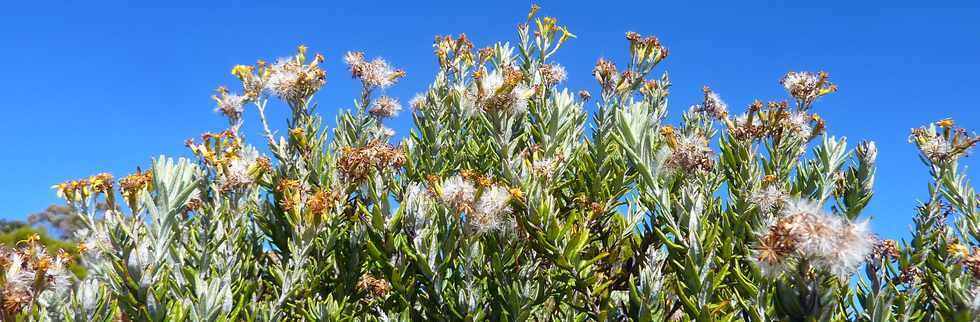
1 1 977 240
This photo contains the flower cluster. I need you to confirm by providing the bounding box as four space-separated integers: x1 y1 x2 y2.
660 127 715 174
474 66 532 114
910 118 979 163
754 199 874 277
0 238 73 317
780 71 836 107
344 51 406 89
336 140 405 182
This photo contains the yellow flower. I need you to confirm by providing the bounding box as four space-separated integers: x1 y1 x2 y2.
231 64 253 80
762 175 778 185
660 126 677 148
508 187 524 200
948 241 969 258
936 118 954 129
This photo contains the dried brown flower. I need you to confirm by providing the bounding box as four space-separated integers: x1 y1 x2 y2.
337 141 405 182
357 274 391 298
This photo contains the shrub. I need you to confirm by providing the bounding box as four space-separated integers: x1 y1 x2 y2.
7 6 979 322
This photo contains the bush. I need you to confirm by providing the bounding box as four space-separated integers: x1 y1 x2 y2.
6 6 979 321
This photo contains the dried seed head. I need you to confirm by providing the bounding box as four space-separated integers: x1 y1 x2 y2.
538 64 567 85
625 31 641 43
910 121 979 163
780 71 836 106
369 96 402 118
753 218 796 276
663 134 715 174
264 46 327 104
690 86 728 120
337 141 405 182
255 156 272 174
964 249 980 278
754 198 874 277
440 175 476 213
872 239 900 260
475 68 531 114
212 87 248 123
357 274 391 298
782 111 815 140
2 286 30 315
469 185 513 235
900 266 922 283
750 185 787 215
307 189 340 218
345 51 405 89
592 59 618 92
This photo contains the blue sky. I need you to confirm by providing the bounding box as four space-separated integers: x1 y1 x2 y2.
0 1 977 239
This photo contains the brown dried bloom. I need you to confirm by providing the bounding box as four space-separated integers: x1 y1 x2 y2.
2 286 31 316
664 134 715 174
357 274 391 298
690 86 728 120
212 86 248 123
255 156 272 174
592 59 618 92
434 34 475 70
963 248 980 278
230 63 264 99
754 219 797 275
625 31 642 43
538 64 567 86
900 266 922 283
184 197 203 214
307 189 341 218
872 239 900 260
478 47 495 62
337 141 406 182
754 198 874 277
731 102 766 140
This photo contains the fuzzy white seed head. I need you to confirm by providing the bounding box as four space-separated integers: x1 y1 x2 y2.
781 71 819 99
470 185 512 235
818 219 874 277
214 93 246 119
751 185 787 215
785 111 813 140
440 175 476 210
702 91 728 120
370 96 403 118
